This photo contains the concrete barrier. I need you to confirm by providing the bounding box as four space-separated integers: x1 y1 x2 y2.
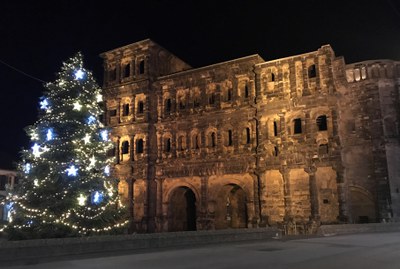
318 222 400 236
0 228 279 264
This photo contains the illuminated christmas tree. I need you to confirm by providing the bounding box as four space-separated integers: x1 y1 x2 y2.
5 53 128 239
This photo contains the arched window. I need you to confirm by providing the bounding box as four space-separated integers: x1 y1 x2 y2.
294 118 302 134
308 64 316 78
244 84 249 98
244 127 251 144
273 121 278 136
209 132 216 147
271 73 275 82
136 139 144 154
178 135 185 151
122 103 129 116
192 134 200 149
316 115 327 131
165 98 172 113
139 60 145 74
138 101 144 114
227 88 233 101
121 141 129 154
227 130 233 146
123 63 130 78
165 138 171 152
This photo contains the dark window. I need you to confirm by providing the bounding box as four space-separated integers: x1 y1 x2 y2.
228 130 233 146
246 128 251 144
165 98 172 113
122 104 129 116
0 175 6 190
178 136 184 151
179 98 185 109
211 132 216 147
136 139 144 153
138 60 145 74
274 146 279 157
316 115 328 131
294 118 302 134
273 121 278 136
121 141 129 154
193 96 200 108
227 88 232 101
109 68 117 81
208 93 215 105
271 73 275 82
123 63 130 78
165 138 171 152
138 101 144 114
308 64 316 78
323 199 329 204
193 135 199 149
109 109 117 117
244 84 249 98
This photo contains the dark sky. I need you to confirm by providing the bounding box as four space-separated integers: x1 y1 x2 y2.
0 0 400 169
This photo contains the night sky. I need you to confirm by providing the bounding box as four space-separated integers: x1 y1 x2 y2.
0 0 399 169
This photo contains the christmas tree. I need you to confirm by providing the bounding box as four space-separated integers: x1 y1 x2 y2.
4 53 128 239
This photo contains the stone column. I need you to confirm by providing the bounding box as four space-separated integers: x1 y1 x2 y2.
305 166 320 221
199 176 209 230
127 177 135 233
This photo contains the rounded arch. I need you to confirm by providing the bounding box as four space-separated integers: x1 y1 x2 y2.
205 127 218 148
348 185 377 223
166 183 200 232
165 182 201 204
208 177 251 202
211 181 249 229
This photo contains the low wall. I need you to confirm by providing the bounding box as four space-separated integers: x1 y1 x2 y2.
0 228 279 264
318 222 400 236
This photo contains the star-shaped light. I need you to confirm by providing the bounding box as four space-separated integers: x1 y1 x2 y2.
73 101 82 111
66 165 78 176
74 69 85 80
33 179 39 187
46 129 53 141
77 194 86 206
30 130 39 141
96 93 103 102
87 156 96 169
24 163 31 174
83 133 91 144
32 143 42 158
87 115 96 124
100 130 108 141
40 99 49 110
92 191 103 204
104 165 110 176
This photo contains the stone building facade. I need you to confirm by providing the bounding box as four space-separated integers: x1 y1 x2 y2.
100 39 400 233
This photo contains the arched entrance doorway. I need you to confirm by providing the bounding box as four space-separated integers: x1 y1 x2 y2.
168 187 197 232
215 184 248 229
349 187 377 223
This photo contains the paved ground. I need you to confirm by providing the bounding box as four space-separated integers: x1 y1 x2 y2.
4 232 400 269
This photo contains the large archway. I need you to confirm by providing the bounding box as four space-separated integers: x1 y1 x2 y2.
215 184 248 229
168 187 197 232
349 187 377 223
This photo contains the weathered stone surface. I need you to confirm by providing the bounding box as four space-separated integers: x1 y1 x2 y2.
100 39 400 233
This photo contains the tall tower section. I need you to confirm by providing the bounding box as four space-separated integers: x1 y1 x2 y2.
100 39 191 232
